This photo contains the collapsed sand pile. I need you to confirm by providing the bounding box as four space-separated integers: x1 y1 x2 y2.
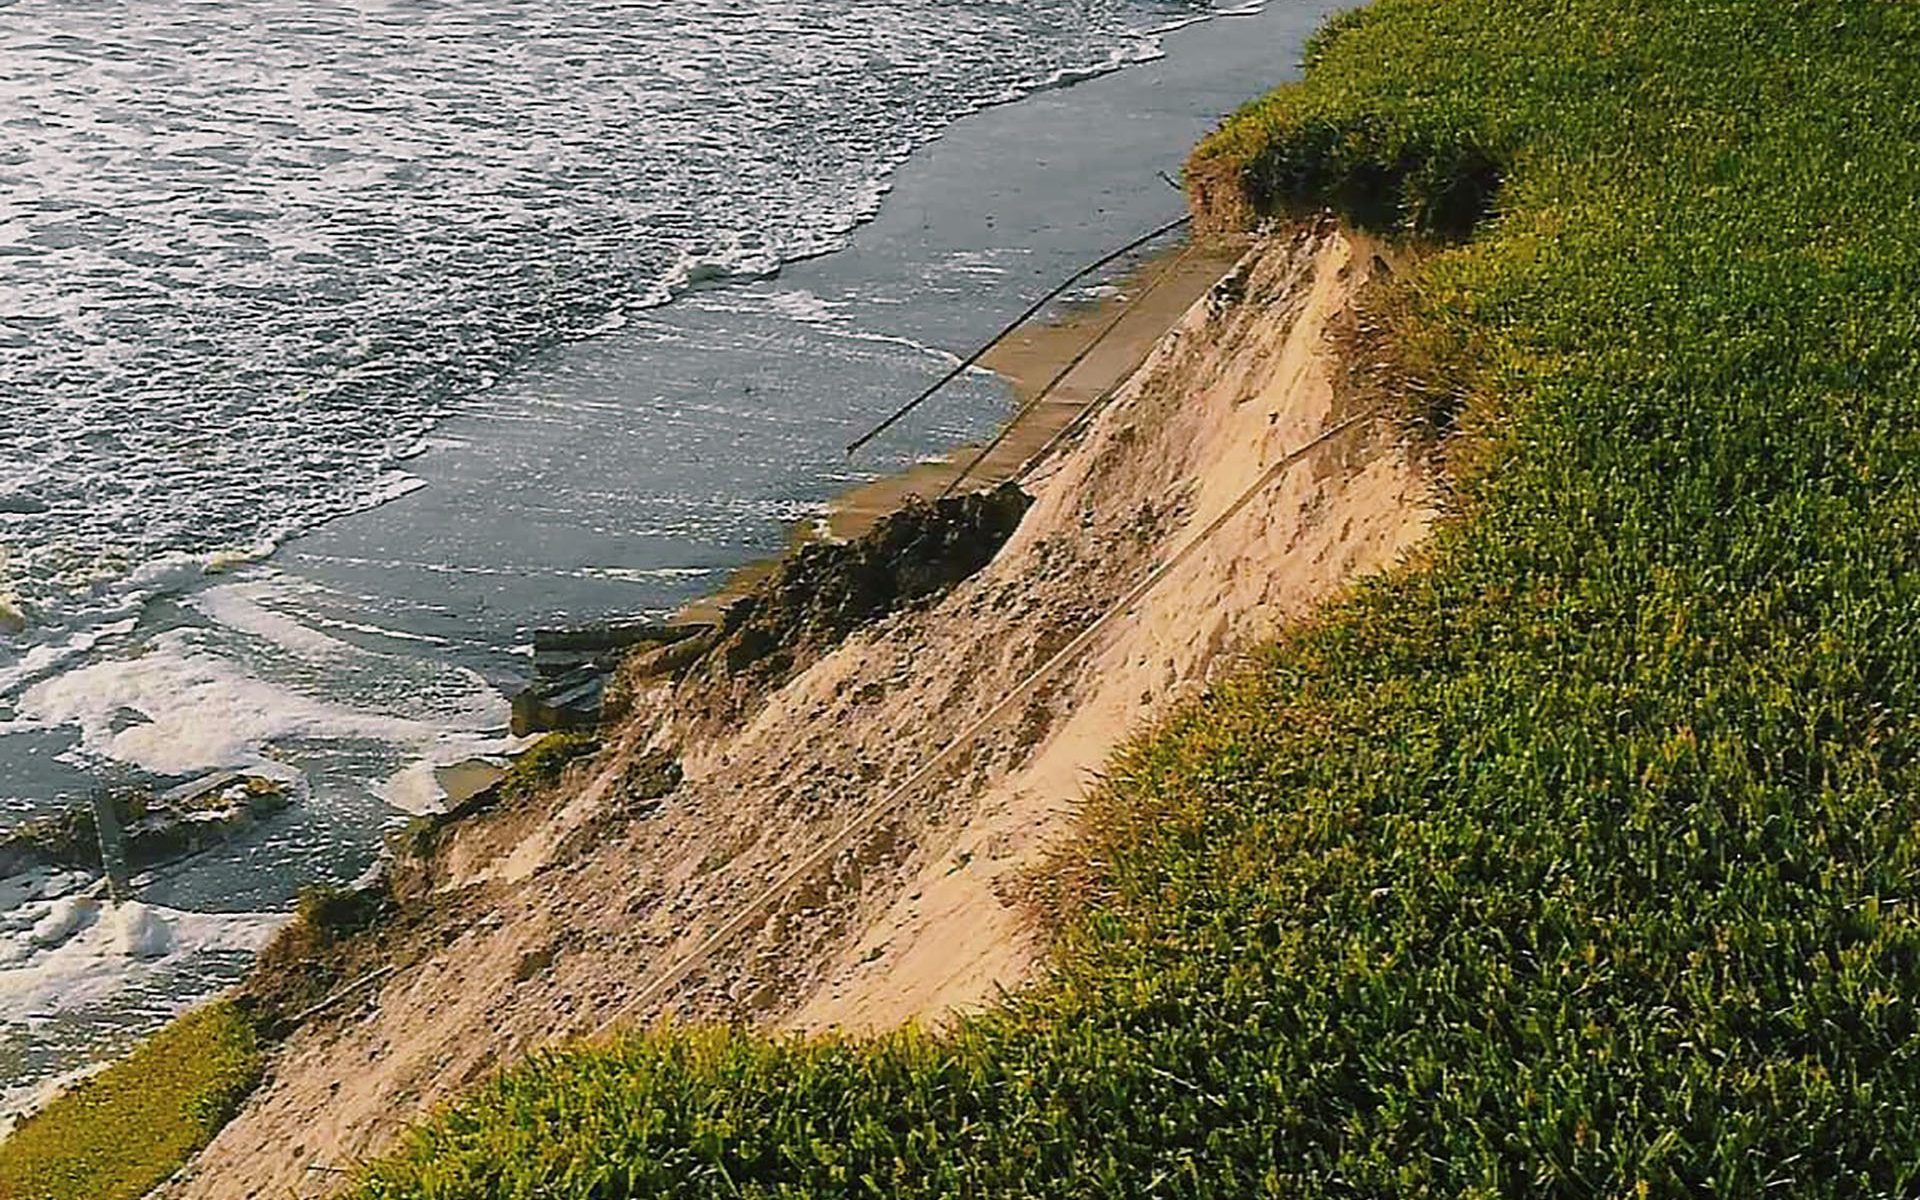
163 221 1432 1198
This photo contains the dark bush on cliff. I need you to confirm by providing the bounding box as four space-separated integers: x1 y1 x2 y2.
625 481 1031 730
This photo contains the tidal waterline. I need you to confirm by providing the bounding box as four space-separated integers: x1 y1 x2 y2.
0 0 1342 1110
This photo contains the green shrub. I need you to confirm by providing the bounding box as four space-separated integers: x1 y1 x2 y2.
294 884 385 939
244 880 396 1036
253 881 387 973
397 813 441 860
351 3 1920 1194
0 1002 262 1200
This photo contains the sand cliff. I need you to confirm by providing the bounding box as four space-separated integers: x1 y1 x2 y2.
164 220 1431 1198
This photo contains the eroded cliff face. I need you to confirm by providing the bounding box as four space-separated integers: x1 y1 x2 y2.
165 221 1432 1199
607 482 1033 739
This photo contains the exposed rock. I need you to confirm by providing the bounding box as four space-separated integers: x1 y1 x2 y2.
0 774 291 879
510 663 611 737
619 482 1032 733
513 624 709 736
532 621 697 664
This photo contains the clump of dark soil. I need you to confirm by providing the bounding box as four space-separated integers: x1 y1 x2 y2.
616 483 1032 730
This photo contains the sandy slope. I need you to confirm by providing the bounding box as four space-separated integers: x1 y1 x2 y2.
163 221 1430 1198
786 221 1429 1031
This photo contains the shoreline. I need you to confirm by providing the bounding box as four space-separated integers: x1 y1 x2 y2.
163 217 1434 1199
673 230 1248 625
0 217 1247 1145
265 0 1349 667
0 0 1350 1136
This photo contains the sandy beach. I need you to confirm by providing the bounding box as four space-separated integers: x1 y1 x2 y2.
824 232 1253 534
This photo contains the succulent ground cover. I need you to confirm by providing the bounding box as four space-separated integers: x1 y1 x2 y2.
0 1002 261 1200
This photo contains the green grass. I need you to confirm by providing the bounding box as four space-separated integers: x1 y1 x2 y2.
350 2 1920 1194
499 731 601 806
0 1002 261 1200
241 880 397 1032
398 731 602 859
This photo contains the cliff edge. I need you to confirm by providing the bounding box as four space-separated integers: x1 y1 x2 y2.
165 220 1430 1198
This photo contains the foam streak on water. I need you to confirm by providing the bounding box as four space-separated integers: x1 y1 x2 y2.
0 0 1203 637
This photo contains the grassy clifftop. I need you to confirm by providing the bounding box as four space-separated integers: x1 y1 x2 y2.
352 3 1920 1194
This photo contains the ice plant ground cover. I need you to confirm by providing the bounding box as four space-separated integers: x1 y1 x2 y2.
0 1001 261 1200
359 2 1920 1193
355 1 1920 1194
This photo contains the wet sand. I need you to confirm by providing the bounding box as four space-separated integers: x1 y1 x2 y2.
829 231 1251 534
675 231 1250 624
277 0 1348 660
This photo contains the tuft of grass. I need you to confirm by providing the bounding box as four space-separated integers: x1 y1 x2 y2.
348 2 1920 1195
244 880 397 1036
498 731 601 807
0 1002 262 1200
255 882 389 974
392 734 601 864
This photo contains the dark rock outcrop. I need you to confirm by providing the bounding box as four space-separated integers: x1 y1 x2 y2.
0 773 291 878
512 624 708 736
615 482 1032 731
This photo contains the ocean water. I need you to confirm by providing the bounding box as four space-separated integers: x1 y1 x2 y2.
0 0 1289 1111
0 0 1205 649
